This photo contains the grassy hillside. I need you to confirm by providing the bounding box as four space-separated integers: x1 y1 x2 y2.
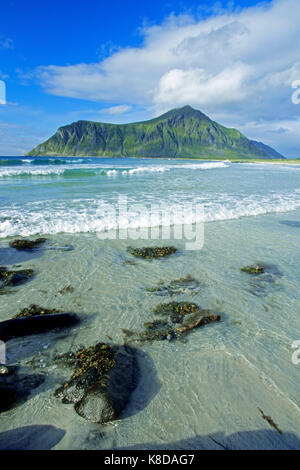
27 105 284 159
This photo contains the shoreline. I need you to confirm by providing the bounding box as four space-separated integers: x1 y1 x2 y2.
16 155 300 164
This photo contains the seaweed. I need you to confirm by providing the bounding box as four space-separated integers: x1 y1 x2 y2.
122 306 221 344
152 302 200 323
71 343 116 380
0 266 34 288
241 264 265 275
12 304 60 319
242 263 282 297
10 238 47 251
258 407 283 435
127 246 177 259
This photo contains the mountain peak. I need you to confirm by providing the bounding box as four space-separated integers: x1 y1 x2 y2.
152 105 209 122
26 106 284 159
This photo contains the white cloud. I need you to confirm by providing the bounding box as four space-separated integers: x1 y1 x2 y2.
31 0 300 155
36 1 300 111
101 104 132 115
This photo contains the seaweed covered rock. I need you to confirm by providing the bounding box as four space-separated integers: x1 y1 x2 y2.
0 313 80 342
122 304 221 344
146 274 200 297
127 246 177 259
152 302 200 323
141 320 176 341
0 365 44 413
10 238 47 251
0 266 34 288
175 310 221 334
241 264 265 275
242 263 282 297
55 343 137 424
13 304 60 319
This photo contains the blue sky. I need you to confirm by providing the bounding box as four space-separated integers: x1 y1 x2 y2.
1 0 300 156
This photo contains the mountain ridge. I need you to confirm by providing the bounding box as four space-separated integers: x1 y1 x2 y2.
27 105 285 159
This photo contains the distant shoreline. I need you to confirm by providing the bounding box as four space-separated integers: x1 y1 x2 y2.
1 155 300 164
22 155 300 164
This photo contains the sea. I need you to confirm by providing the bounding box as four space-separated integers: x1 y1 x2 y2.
0 156 299 450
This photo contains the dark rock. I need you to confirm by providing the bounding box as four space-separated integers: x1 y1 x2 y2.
127 246 177 259
55 343 137 424
0 266 34 288
13 304 60 319
241 264 265 274
9 238 47 251
0 313 80 342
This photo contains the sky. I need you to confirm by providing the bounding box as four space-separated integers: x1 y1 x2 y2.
1 0 300 157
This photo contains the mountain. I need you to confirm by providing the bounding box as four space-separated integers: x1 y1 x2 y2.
27 105 285 159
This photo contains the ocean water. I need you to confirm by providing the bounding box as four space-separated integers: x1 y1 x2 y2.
0 156 300 450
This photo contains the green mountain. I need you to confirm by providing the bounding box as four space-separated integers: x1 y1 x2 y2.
27 105 284 159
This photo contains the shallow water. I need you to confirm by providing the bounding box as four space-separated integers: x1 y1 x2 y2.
0 157 299 450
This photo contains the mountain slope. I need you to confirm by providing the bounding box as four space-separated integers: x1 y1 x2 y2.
27 105 285 159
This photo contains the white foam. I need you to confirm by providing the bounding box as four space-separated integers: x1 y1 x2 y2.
0 160 229 178
1 190 300 238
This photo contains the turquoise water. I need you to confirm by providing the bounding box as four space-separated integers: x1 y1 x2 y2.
0 156 300 449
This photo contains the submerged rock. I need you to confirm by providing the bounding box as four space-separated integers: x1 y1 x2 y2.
241 263 282 297
127 246 177 259
175 310 221 334
0 365 44 413
152 302 200 323
55 343 137 424
0 313 80 342
146 274 200 297
13 304 60 319
141 320 176 342
123 303 221 344
0 266 34 288
10 238 47 251
241 264 265 275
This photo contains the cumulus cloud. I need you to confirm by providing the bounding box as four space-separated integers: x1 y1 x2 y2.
33 0 300 155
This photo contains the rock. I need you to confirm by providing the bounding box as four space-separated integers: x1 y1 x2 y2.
241 264 265 274
0 266 34 288
152 302 200 323
55 343 137 424
127 246 177 259
9 238 47 251
141 320 176 342
0 313 80 342
0 365 44 413
146 274 200 297
175 310 221 334
13 304 60 319
123 306 221 344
